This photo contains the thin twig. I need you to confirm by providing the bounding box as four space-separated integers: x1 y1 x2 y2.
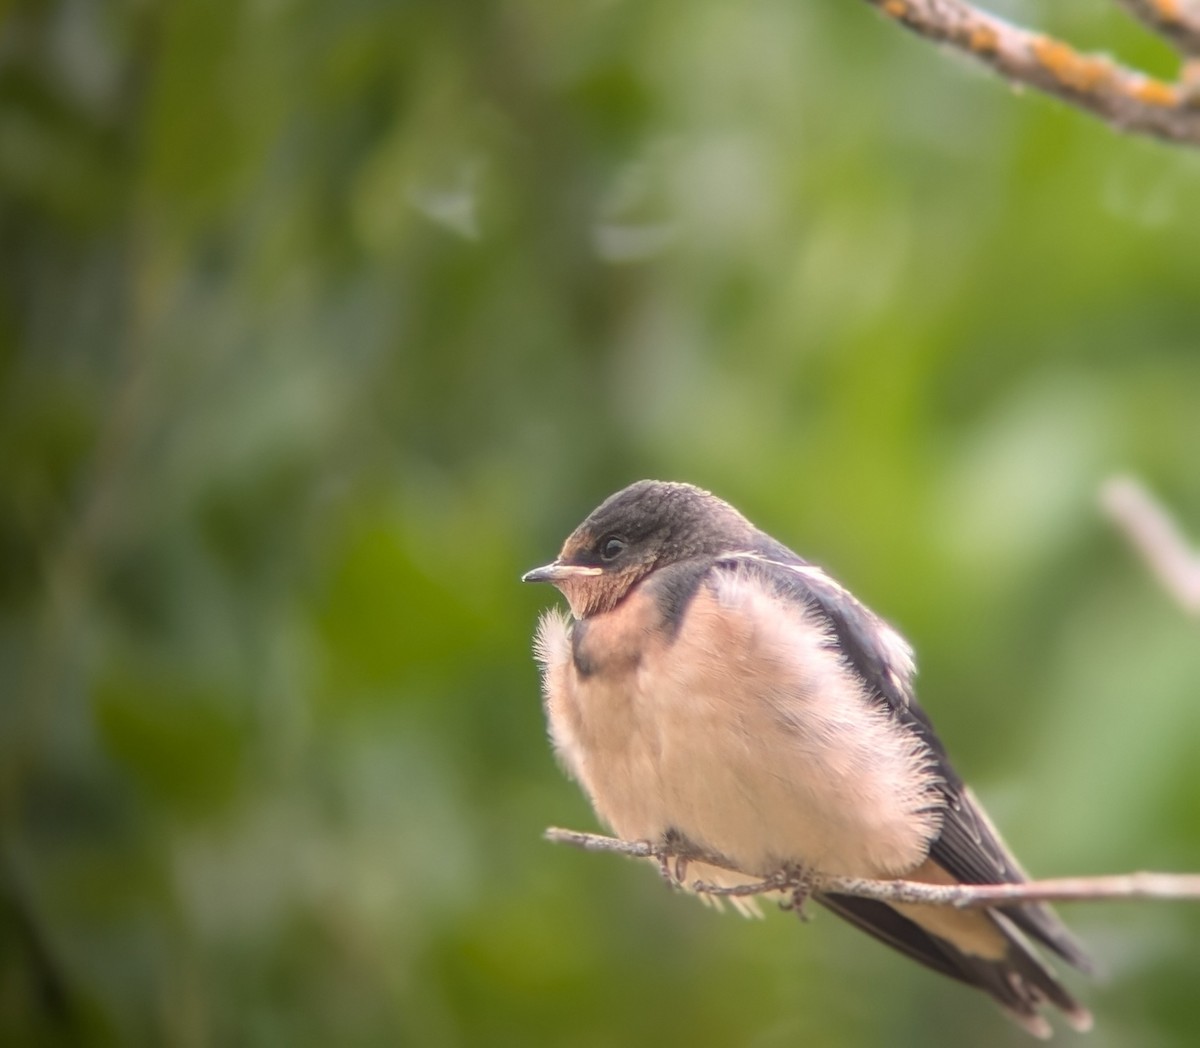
862 0 1200 146
545 827 1200 909
1116 0 1200 57
1101 476 1200 616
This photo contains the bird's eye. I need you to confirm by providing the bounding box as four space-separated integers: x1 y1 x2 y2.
599 535 626 562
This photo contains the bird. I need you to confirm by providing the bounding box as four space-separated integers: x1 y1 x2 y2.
522 480 1093 1038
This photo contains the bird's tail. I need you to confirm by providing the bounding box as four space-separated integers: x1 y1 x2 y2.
818 892 1092 1039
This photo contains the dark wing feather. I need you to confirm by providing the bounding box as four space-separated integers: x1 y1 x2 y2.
814 892 970 984
816 893 1090 1036
719 548 1093 973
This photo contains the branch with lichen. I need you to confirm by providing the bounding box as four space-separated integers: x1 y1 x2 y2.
1115 0 1200 57
863 0 1200 147
1102 476 1200 616
545 827 1200 908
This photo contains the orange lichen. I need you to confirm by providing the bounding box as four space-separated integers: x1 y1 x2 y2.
968 24 999 56
1130 77 1181 107
1152 0 1182 23
883 0 908 18
1031 36 1116 94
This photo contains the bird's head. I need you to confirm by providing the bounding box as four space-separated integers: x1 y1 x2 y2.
522 480 760 618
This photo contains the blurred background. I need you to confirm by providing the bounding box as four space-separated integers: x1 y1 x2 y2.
2 1 1199 1045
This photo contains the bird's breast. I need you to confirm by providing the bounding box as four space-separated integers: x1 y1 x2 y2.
533 567 943 879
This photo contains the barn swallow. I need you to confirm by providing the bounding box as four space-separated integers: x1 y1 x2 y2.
523 480 1093 1037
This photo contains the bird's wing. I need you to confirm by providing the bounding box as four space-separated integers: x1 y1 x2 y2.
719 550 1092 973
814 891 1090 1037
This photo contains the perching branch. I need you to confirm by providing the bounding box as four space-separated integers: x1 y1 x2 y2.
862 0 1200 147
545 827 1200 908
1101 476 1200 616
1115 0 1200 56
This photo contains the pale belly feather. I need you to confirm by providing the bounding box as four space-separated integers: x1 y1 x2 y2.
534 569 943 882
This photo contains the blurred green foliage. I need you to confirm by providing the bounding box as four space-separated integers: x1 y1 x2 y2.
2 1 1199 1045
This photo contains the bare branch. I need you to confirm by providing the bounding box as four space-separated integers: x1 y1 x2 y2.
1101 476 1200 616
545 827 1200 908
862 0 1200 147
1116 0 1200 56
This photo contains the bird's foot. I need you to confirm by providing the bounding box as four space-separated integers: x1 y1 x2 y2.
655 854 692 890
653 830 692 890
778 865 817 922
649 845 677 889
674 852 695 885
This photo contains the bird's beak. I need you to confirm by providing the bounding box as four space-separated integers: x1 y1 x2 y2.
522 562 603 584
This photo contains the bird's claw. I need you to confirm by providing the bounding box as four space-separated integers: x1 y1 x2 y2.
673 855 690 884
778 865 816 921
652 830 694 890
